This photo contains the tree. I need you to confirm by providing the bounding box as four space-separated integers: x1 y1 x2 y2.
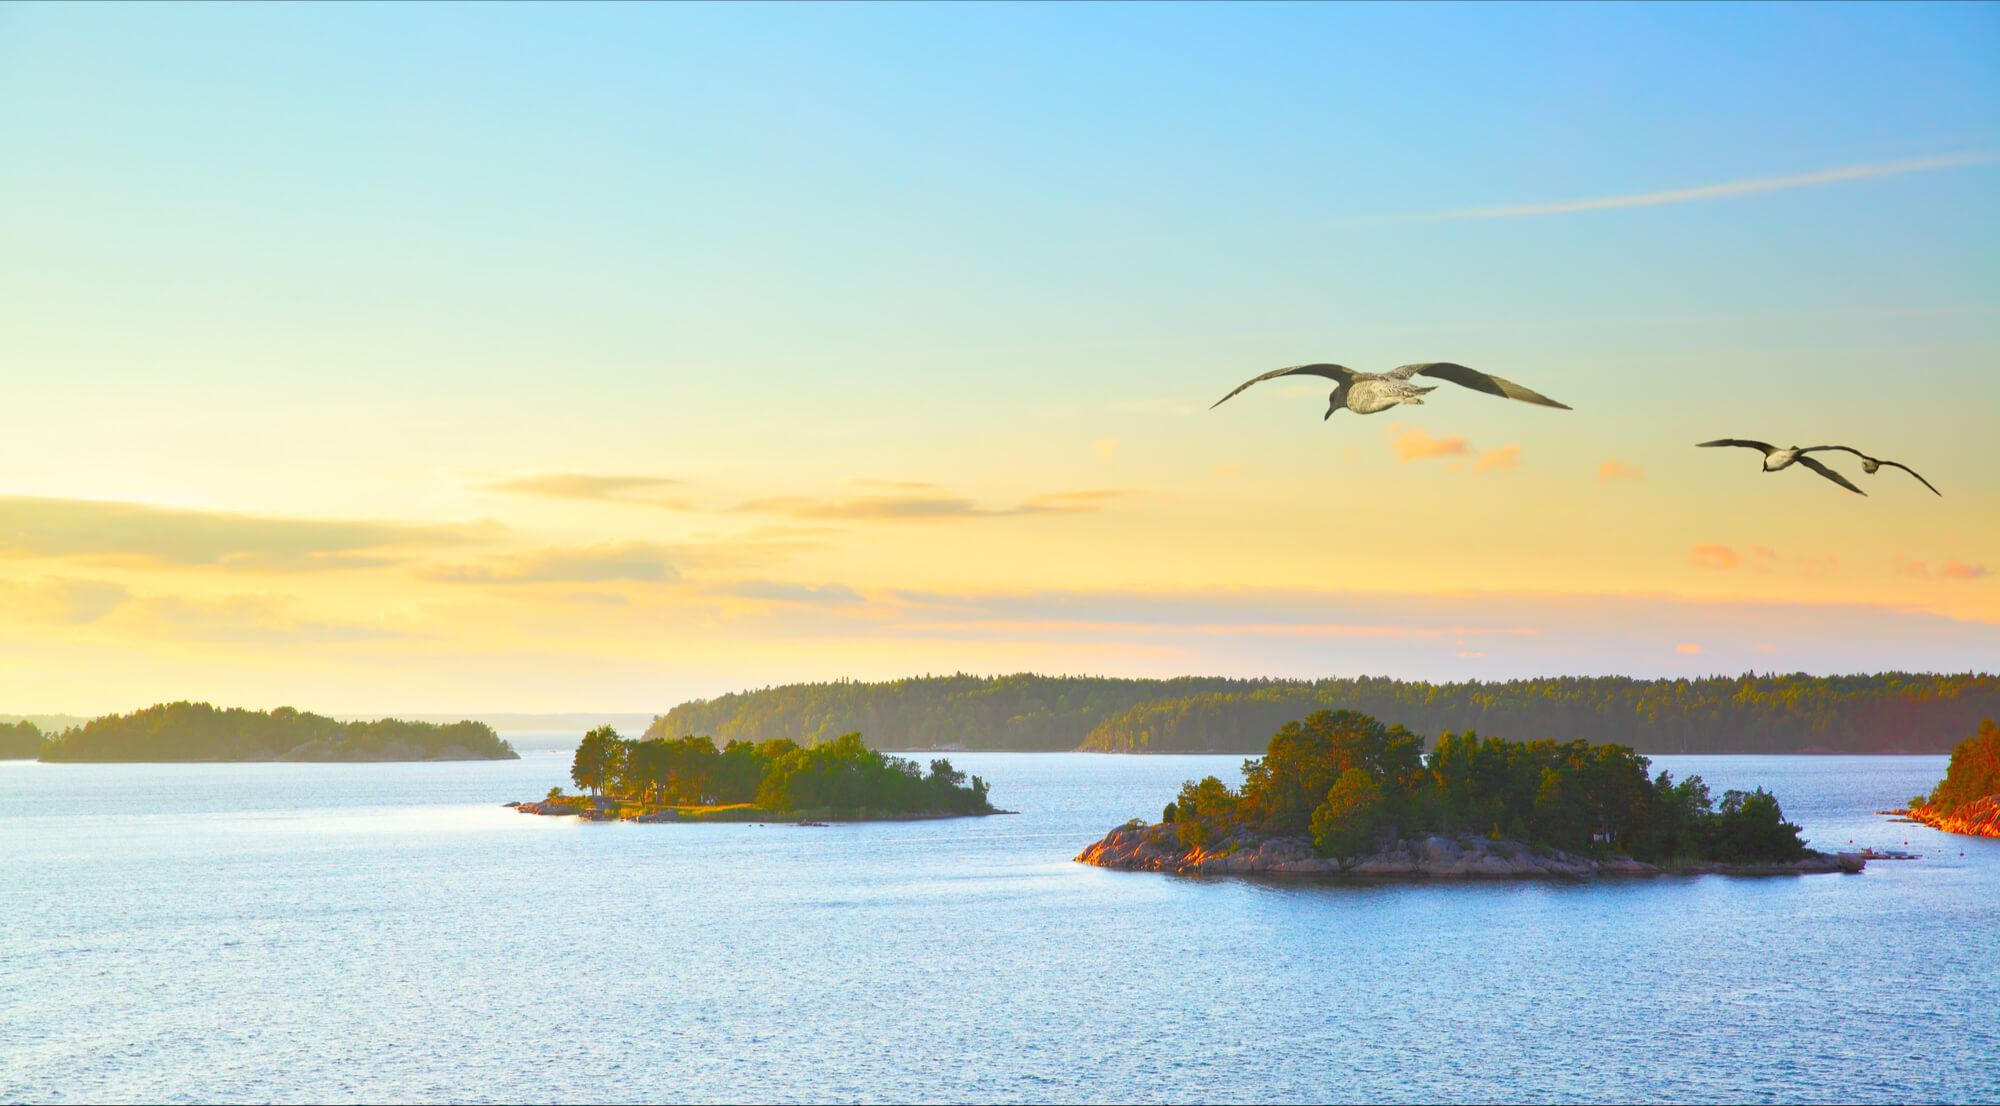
1310 768 1383 857
571 725 622 796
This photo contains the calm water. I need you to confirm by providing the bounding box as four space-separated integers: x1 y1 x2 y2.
2 747 1995 1104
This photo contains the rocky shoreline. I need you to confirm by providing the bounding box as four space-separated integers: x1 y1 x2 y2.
1892 797 2000 839
506 798 1010 823
1076 821 1864 879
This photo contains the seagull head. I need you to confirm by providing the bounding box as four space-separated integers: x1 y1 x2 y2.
1323 385 1345 420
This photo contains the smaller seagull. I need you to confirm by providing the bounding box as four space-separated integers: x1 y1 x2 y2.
1795 446 1941 496
1696 439 1864 495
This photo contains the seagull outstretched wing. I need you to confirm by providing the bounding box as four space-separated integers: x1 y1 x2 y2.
1876 460 1941 497
1390 363 1571 409
1211 364 1357 409
1804 446 1940 496
1797 454 1865 496
1698 439 1777 455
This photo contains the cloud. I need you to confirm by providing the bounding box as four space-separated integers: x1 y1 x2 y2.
130 594 412 644
733 488 1135 522
0 576 133 625
0 495 491 568
1215 465 1242 479
1598 460 1644 482
485 474 688 509
1691 544 1741 570
1907 557 1993 580
1675 643 1704 655
849 479 939 491
419 543 680 585
1396 152 1997 221
1392 428 1470 461
718 581 864 604
1094 438 1119 459
1474 445 1522 474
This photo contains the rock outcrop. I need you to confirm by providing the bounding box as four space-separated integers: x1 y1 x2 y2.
1898 796 2000 839
1075 821 1863 879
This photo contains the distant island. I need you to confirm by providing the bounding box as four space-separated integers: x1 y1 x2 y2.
649 671 2000 755
1895 719 2000 838
0 720 43 760
1077 709 1860 879
513 727 999 822
36 702 518 762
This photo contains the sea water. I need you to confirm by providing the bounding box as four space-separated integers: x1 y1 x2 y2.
2 748 1994 1103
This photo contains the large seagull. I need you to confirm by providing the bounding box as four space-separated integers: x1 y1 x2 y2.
1212 362 1571 420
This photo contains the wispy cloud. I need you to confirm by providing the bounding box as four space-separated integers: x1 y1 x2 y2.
734 488 1135 522
0 495 493 569
1392 152 1996 222
419 542 680 585
716 580 864 604
1391 427 1470 461
485 474 688 509
1898 556 1991 581
1474 445 1521 474
1598 460 1644 482
1691 544 1742 570
0 576 133 625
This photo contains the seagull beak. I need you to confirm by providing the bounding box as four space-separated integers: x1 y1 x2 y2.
1323 406 1335 421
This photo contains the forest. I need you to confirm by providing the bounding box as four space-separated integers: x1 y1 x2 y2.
648 672 2000 754
565 726 995 817
0 720 42 760
1164 709 1809 863
38 702 518 762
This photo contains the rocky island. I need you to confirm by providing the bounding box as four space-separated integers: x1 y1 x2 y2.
1078 709 1862 881
513 727 1001 823
36 702 517 762
1891 719 2000 838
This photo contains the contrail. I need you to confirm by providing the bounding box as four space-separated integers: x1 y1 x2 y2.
1396 152 1996 221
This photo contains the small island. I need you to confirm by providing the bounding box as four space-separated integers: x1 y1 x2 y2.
1078 709 1861 879
512 727 1001 822
1892 719 2000 838
37 702 518 762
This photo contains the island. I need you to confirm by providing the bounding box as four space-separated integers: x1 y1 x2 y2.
1077 709 1861 879
0 719 43 760
511 728 1001 822
650 671 2000 754
37 702 518 762
1893 719 2000 838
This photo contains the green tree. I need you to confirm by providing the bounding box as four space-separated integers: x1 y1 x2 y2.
571 725 622 796
1309 768 1383 857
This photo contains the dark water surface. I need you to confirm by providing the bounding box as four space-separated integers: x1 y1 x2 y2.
2 748 1994 1103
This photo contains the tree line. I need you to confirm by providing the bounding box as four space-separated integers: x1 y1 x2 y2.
566 726 994 816
1165 709 1809 863
648 672 2000 754
38 702 518 762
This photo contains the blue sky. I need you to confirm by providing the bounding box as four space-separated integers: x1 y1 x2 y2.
0 2 1995 712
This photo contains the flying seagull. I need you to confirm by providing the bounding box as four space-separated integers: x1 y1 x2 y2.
1211 362 1571 419
1794 446 1941 496
1696 440 1865 496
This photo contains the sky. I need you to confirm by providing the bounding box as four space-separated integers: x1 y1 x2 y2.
1 1 1996 716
